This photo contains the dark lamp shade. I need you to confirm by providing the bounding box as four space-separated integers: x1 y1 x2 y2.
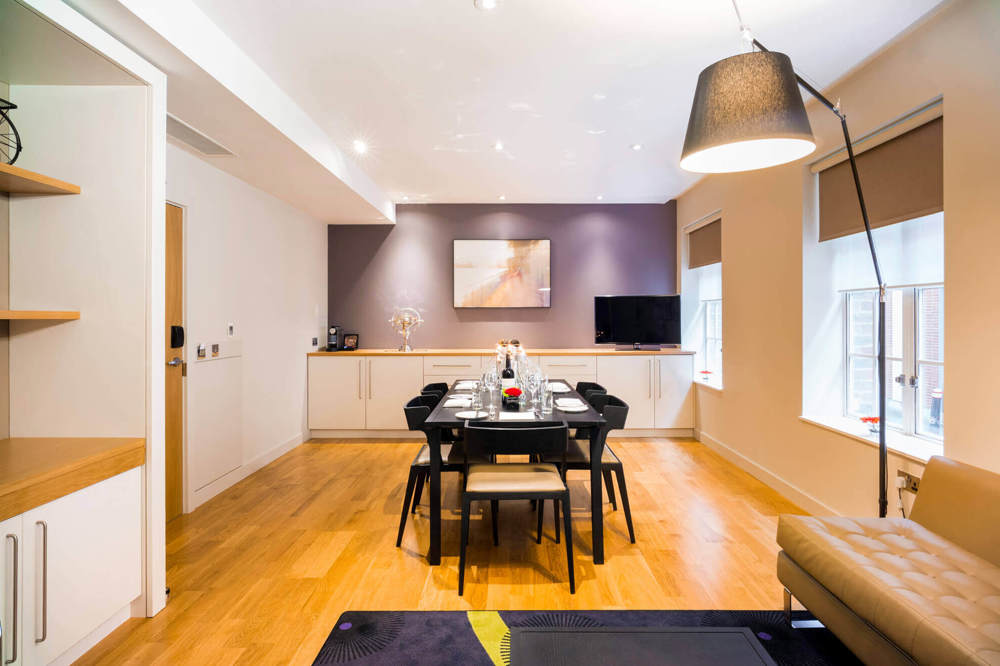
680 51 816 173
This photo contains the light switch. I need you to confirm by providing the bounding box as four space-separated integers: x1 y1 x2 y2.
211 343 220 357
197 344 206 359
227 323 236 337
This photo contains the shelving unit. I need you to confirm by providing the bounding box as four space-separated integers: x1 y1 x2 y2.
0 162 81 195
0 309 80 320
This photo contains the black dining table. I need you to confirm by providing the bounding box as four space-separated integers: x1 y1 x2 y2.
422 380 610 566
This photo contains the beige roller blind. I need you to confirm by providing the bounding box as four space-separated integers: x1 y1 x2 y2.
819 116 942 242
688 219 721 268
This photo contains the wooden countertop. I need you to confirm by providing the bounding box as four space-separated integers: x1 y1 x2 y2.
0 437 145 521
309 347 695 357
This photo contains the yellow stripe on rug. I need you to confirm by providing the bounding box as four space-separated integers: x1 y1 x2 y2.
467 610 510 665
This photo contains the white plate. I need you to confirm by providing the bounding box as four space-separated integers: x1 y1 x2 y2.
550 383 572 393
455 410 488 419
557 404 589 413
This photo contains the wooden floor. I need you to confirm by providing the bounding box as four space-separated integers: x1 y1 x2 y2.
79 437 804 665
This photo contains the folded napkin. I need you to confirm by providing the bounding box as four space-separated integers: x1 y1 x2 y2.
555 397 584 407
549 383 571 393
498 411 535 421
444 398 472 408
454 382 478 390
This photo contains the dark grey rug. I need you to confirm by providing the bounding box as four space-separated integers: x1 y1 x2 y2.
314 610 861 665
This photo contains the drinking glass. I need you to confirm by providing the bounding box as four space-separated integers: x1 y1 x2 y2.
541 383 554 415
471 388 483 413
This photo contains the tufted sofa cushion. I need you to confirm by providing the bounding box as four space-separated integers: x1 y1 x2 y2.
778 515 1000 665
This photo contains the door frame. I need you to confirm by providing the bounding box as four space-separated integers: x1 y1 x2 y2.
166 200 190 516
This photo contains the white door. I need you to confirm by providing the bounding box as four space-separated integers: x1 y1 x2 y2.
655 355 695 428
308 356 366 429
1 516 22 666
22 469 142 665
366 357 424 429
596 356 655 428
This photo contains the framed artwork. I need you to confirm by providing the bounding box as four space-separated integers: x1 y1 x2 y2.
342 333 359 351
453 239 551 308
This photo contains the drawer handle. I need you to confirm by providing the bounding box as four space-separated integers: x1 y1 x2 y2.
35 521 47 644
4 534 17 664
546 362 588 367
431 363 473 367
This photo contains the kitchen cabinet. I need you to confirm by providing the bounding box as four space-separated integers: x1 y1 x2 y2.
365 357 424 430
654 355 695 428
596 356 656 429
1 515 23 666
308 356 366 429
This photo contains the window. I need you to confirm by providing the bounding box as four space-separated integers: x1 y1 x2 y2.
845 284 943 440
702 299 722 385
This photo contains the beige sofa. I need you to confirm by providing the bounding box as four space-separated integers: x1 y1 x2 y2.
777 456 1000 665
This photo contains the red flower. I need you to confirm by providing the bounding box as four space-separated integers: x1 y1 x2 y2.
503 387 522 397
859 416 880 424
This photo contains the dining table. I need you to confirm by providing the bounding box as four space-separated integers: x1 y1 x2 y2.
422 379 611 566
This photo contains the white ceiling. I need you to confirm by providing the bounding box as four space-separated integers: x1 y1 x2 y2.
189 0 944 205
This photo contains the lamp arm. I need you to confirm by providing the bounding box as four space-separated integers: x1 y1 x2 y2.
754 36 889 518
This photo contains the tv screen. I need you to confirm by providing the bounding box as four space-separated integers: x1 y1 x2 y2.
594 295 681 345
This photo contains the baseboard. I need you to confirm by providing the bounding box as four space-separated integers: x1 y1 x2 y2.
309 429 413 439
617 428 695 438
51 601 133 666
189 432 304 511
697 430 840 516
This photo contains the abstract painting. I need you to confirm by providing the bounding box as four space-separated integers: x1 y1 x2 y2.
453 239 551 308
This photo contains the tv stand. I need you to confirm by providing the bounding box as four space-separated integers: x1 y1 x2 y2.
615 343 665 351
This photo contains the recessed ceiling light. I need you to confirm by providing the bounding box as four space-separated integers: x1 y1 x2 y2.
494 140 504 152
592 93 607 101
474 0 498 9
352 139 368 154
498 195 506 201
631 143 643 151
401 195 409 201
596 195 604 201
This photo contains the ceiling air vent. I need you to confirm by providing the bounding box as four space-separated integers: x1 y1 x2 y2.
166 113 234 157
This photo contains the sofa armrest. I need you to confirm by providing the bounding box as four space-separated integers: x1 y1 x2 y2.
910 455 1000 567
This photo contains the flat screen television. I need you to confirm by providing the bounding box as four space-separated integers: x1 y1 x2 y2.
594 295 681 346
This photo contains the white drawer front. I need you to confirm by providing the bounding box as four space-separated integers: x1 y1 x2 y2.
540 355 597 375
423 356 482 377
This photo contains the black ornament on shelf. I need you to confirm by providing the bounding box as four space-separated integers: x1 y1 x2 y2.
0 98 22 166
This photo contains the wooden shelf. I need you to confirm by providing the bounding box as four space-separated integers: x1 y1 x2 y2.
0 437 145 521
0 162 81 195
0 310 80 321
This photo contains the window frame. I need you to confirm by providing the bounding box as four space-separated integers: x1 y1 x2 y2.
701 298 722 387
842 283 943 442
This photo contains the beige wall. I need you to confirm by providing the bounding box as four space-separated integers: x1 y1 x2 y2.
0 79 9 437
677 0 999 516
8 85 147 437
166 142 327 511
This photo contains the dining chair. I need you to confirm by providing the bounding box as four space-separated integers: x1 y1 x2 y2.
458 421 574 595
571 381 606 442
421 382 462 443
543 394 635 543
395 394 485 547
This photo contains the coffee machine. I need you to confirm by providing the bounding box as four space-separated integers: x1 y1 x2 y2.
327 325 342 351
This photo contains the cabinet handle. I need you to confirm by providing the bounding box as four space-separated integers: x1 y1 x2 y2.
35 521 47 644
547 363 588 367
431 363 472 368
358 360 362 400
4 534 17 664
648 360 652 399
368 359 373 399
657 359 662 399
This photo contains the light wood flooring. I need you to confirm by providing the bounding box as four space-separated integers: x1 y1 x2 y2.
78 437 805 664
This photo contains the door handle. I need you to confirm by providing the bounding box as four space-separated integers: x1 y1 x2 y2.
167 357 182 367
35 521 47 644
4 534 17 664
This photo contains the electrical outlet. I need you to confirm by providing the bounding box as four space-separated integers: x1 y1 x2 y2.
896 470 920 494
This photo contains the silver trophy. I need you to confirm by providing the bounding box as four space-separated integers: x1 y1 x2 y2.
389 307 423 352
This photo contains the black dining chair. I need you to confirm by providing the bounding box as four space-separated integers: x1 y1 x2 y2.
421 382 462 443
458 421 574 596
395 395 486 547
570 381 607 444
543 394 635 543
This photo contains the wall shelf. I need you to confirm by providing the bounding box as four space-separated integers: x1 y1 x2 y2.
0 310 80 320
0 163 81 195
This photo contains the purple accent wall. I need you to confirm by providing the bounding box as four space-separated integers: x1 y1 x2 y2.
328 202 677 349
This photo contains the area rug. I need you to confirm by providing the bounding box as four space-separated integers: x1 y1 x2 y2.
313 610 861 665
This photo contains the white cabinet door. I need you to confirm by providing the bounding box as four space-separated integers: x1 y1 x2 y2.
365 357 424 430
655 355 695 428
596 356 655 429
308 356 366 429
23 468 142 666
423 356 481 378
1 516 23 666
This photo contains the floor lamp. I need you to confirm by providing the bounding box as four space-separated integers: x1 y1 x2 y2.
679 16 889 517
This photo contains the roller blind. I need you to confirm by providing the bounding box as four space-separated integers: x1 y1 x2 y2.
688 219 721 268
819 116 942 242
